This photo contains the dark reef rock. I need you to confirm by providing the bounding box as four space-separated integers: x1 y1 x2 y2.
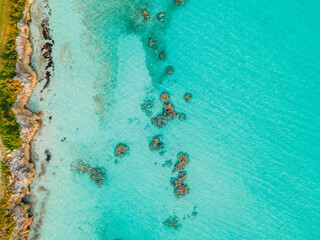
173 153 189 173
115 143 129 157
44 150 52 162
165 66 175 75
150 135 164 151
157 12 165 22
41 18 52 40
184 93 192 103
71 159 107 186
163 215 181 230
171 171 190 198
160 92 170 102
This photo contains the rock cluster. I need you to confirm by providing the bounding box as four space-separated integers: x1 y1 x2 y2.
149 135 164 151
71 159 107 187
173 153 189 172
151 101 186 128
163 215 181 230
171 171 189 198
115 143 129 157
170 153 190 198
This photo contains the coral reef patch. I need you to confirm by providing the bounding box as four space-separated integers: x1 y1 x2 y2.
163 215 181 230
149 135 164 151
151 100 186 128
171 171 189 198
71 159 107 187
173 153 189 173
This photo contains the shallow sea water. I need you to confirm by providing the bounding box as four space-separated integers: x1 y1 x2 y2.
28 0 320 239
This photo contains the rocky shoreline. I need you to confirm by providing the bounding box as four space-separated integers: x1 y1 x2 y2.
6 0 41 239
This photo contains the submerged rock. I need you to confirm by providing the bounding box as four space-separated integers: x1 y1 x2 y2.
159 51 166 60
160 92 170 102
165 66 175 75
90 167 107 187
157 12 165 22
192 207 198 217
163 215 181 230
184 93 192 103
175 0 184 6
162 160 173 168
44 150 52 162
71 159 107 186
150 135 164 151
71 159 91 174
115 143 129 157
148 38 157 48
173 153 189 172
142 10 150 21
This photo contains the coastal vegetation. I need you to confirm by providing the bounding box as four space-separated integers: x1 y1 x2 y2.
0 0 26 151
0 0 26 239
0 157 15 239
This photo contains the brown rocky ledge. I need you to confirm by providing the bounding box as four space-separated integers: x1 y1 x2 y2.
7 1 42 239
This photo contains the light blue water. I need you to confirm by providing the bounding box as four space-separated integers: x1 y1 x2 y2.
28 0 320 239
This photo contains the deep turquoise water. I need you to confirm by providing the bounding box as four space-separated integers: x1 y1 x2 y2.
28 0 320 239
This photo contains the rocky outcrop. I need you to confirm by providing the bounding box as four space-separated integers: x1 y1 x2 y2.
8 1 42 239
115 143 130 157
160 92 170 102
184 93 192 103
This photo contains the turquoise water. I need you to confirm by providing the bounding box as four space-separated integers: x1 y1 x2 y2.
28 0 320 239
